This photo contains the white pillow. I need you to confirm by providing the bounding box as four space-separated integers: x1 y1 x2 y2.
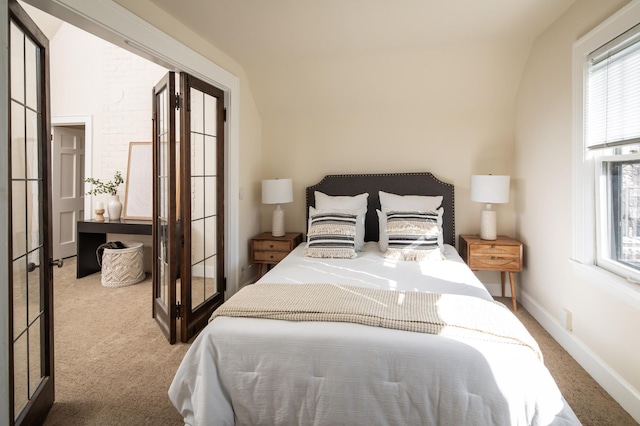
378 208 444 253
315 191 368 251
379 191 442 213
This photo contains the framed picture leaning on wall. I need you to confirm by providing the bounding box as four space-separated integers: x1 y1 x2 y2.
124 142 153 220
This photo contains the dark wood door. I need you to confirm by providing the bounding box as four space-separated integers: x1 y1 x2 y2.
151 71 225 344
151 71 178 344
179 73 226 342
8 0 55 423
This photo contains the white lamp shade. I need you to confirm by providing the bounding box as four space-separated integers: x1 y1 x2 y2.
262 178 293 204
471 175 510 204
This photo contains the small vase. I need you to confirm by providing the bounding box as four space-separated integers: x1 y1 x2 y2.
107 195 123 221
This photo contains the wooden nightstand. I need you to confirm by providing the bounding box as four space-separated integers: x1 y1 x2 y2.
251 232 303 279
458 235 523 311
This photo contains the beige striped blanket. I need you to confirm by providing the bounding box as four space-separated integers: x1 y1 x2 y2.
210 283 542 361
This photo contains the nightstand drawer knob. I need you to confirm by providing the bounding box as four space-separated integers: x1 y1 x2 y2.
270 244 274 248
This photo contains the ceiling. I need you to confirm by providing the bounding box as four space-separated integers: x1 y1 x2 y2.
148 0 576 71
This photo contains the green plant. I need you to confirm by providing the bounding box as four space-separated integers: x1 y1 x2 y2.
85 171 124 196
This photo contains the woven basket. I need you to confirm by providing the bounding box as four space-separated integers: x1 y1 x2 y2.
99 242 146 288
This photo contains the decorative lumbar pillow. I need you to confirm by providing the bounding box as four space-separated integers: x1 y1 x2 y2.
314 191 368 251
304 209 358 259
383 211 444 261
378 208 444 253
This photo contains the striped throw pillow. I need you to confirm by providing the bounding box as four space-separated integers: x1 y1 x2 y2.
304 209 358 259
383 211 444 261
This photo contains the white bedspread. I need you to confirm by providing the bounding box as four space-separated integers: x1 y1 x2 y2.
258 243 492 300
169 243 580 426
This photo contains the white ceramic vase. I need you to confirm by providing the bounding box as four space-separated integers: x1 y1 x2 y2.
107 195 123 221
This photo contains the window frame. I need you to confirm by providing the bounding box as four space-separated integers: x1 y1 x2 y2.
572 0 640 302
595 152 640 281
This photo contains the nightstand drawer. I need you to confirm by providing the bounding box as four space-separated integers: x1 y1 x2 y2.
468 256 521 271
471 244 521 258
253 250 289 263
253 240 292 252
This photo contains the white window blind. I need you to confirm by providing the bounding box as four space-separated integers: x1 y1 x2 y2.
587 24 640 149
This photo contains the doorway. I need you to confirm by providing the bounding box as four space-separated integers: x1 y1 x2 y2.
2 1 241 421
21 0 241 300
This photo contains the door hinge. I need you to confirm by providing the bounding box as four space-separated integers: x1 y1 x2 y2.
174 302 183 319
223 276 227 292
223 107 227 122
174 93 182 110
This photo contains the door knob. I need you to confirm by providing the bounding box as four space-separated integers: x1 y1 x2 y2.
50 259 63 268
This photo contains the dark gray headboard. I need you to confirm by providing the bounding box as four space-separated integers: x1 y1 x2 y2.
306 172 455 246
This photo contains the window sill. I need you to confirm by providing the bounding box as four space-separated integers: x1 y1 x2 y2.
569 259 640 310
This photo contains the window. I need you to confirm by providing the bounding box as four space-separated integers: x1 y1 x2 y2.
573 1 640 288
589 25 640 280
596 154 640 279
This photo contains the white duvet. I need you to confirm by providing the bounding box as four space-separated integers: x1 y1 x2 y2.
169 243 580 426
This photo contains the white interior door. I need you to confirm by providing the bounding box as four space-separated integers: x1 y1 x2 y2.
51 126 84 260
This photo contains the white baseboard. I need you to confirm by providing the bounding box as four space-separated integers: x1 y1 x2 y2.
521 291 640 423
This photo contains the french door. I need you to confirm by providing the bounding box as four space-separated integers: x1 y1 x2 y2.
8 0 55 424
151 72 178 343
152 72 226 344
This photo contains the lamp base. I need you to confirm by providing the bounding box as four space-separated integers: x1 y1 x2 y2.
272 205 285 237
480 208 497 240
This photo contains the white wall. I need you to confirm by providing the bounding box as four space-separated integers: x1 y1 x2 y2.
515 0 639 420
49 23 168 210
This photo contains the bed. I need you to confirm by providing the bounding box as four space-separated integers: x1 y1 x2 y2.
169 172 580 426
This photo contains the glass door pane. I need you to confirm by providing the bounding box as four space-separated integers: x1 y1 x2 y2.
152 72 177 344
189 87 218 309
180 73 225 342
8 0 54 421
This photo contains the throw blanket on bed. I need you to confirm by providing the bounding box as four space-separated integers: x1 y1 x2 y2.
210 283 542 361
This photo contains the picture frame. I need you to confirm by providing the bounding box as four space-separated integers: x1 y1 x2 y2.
123 142 153 220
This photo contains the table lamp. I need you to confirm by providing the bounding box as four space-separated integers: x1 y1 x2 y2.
262 178 293 237
471 175 510 240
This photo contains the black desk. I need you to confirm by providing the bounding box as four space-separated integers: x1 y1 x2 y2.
77 219 152 278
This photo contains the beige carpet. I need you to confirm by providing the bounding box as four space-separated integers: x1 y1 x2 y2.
495 297 638 426
43 258 637 425
44 257 189 425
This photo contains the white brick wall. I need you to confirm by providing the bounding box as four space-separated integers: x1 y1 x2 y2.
50 23 167 199
100 41 167 183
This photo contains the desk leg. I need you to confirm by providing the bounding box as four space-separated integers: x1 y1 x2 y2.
77 231 106 278
500 271 505 297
